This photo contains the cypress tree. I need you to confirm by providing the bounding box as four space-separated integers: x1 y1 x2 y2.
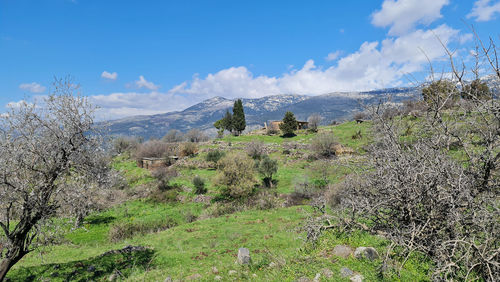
232 99 246 136
279 111 298 137
222 110 233 133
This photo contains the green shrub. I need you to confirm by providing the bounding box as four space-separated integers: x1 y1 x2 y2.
183 210 198 223
257 155 278 187
205 150 225 166
192 176 207 194
149 187 180 203
108 218 177 242
215 152 258 199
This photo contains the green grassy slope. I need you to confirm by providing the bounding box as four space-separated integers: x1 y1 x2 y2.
6 121 431 281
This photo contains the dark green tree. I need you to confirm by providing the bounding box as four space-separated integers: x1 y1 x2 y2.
461 79 491 100
279 111 298 137
422 80 459 107
232 99 246 136
258 155 278 187
214 110 233 137
213 119 224 138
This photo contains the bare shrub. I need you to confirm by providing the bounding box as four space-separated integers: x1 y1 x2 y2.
215 152 258 199
246 141 265 160
249 190 281 210
307 33 500 281
179 142 198 157
0 79 113 279
311 133 339 158
151 167 178 191
401 99 428 116
185 128 208 143
134 140 176 161
352 111 367 121
307 114 322 132
112 136 140 155
162 129 185 143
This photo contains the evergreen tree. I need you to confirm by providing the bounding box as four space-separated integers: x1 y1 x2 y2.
232 99 246 136
280 111 298 137
461 79 491 100
213 110 233 137
222 110 233 133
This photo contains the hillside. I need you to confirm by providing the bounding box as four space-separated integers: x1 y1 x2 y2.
5 122 429 281
102 87 420 139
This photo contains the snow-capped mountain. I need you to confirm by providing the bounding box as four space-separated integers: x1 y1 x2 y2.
102 87 421 139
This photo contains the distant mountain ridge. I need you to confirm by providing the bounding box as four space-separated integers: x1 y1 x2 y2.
102 75 499 139
102 87 421 139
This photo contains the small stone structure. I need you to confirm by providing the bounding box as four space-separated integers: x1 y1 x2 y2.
137 156 179 170
264 120 309 132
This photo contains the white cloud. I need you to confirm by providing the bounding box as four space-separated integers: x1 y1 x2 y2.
467 0 500 21
6 100 34 109
170 25 459 97
19 82 46 93
135 75 160 90
372 0 449 35
90 91 190 120
101 71 118 80
325 51 342 61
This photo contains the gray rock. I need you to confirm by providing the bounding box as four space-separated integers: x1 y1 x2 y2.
313 273 321 282
87 265 96 272
186 273 202 280
269 262 277 268
228 270 237 276
214 276 222 281
350 274 364 282
321 268 334 278
340 267 354 277
296 277 311 282
354 247 379 260
108 274 118 281
332 244 354 258
237 248 251 264
211 266 219 274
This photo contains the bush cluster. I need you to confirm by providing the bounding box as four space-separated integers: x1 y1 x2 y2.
192 176 207 194
310 133 339 157
215 152 258 199
108 217 177 242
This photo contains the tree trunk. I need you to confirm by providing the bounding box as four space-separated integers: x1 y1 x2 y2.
0 256 22 281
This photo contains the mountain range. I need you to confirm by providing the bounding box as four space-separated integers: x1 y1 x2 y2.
102 87 422 139
101 75 500 139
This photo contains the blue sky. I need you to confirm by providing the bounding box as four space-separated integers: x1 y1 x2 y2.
1 0 499 120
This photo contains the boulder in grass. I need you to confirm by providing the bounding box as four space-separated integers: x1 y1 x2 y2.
354 247 379 260
237 248 251 264
332 245 354 258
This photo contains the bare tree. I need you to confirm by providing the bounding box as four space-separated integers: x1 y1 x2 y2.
0 79 110 279
162 129 185 143
185 128 208 143
308 33 500 281
307 114 322 132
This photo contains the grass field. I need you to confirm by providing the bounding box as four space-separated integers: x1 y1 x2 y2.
6 121 432 281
